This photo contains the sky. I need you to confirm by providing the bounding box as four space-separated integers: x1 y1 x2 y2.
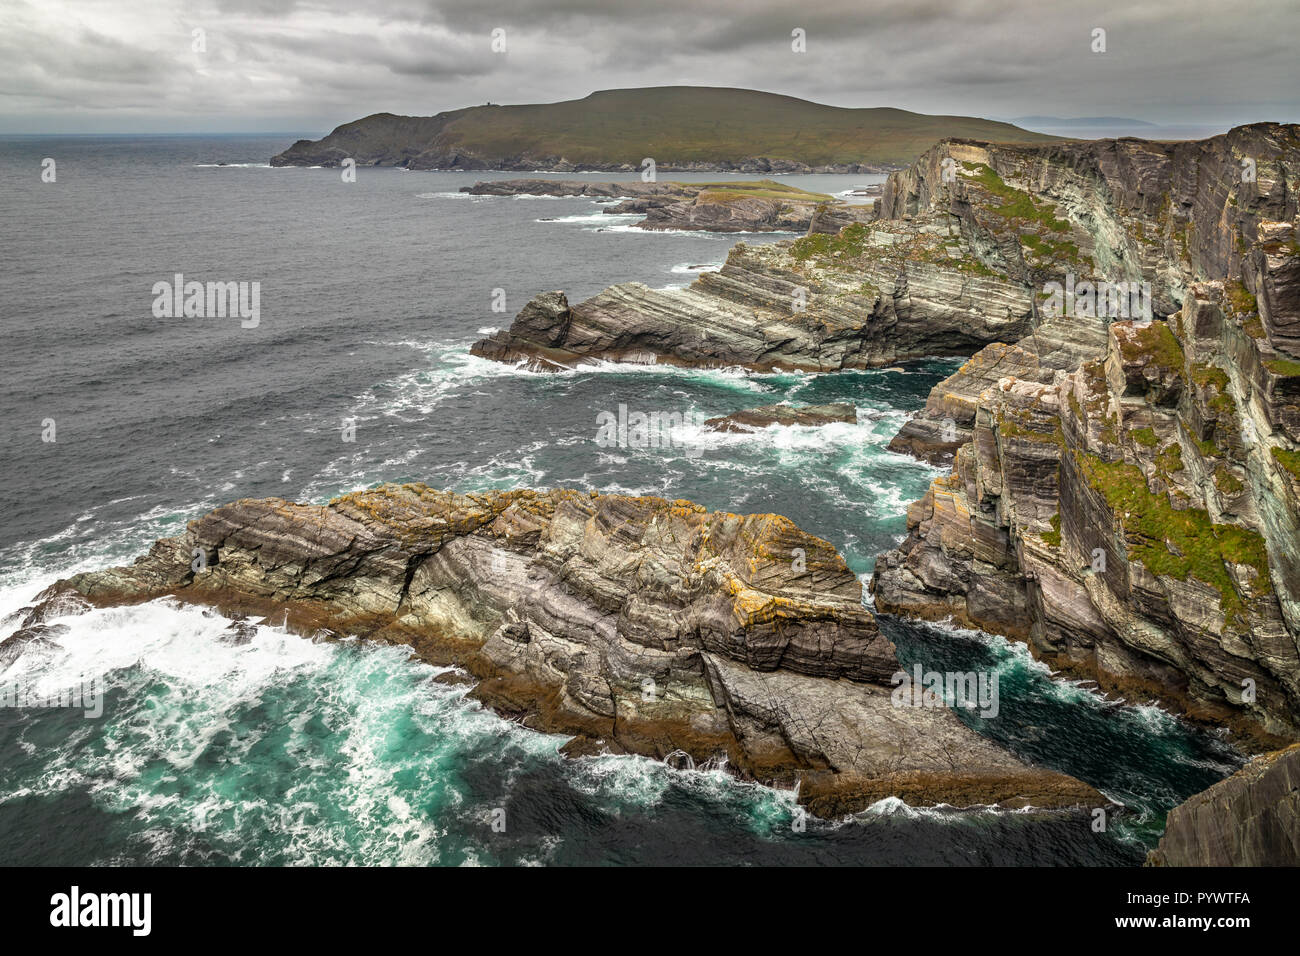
2 0 1297 134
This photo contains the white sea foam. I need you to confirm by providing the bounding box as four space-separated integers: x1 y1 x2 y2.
0 592 571 864
536 213 642 226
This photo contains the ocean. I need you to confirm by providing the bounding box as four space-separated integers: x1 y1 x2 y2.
0 134 1243 865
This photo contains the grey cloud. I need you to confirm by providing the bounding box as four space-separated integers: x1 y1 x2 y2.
0 0 1296 132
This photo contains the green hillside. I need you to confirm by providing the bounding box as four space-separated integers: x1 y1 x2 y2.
273 86 1059 170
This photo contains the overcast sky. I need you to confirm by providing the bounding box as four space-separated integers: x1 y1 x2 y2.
2 0 1296 134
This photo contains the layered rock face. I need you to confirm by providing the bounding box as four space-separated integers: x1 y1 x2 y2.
873 124 1300 743
460 178 841 233
471 218 1038 371
1148 743 1300 866
10 485 1100 814
478 129 1228 373
468 123 1300 753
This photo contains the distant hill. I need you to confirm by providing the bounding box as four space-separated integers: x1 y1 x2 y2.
1009 115 1157 128
272 86 1059 172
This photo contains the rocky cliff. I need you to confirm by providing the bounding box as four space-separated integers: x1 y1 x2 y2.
8 485 1101 816
872 125 1300 745
1148 743 1300 865
476 123 1300 750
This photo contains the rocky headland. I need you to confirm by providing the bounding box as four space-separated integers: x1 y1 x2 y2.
474 124 1300 759
469 215 1037 371
6 485 1103 816
28 118 1300 851
461 178 860 233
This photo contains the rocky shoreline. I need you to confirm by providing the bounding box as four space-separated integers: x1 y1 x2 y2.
7 485 1103 816
272 150 896 176
868 126 1300 750
460 178 868 233
474 125 1300 748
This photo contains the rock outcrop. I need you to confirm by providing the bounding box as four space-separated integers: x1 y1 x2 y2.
805 200 878 235
704 403 858 432
872 124 1300 744
9 485 1103 815
471 217 1039 371
461 179 838 233
463 179 696 199
1148 743 1300 865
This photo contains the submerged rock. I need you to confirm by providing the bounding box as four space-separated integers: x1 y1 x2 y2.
20 484 1103 815
0 623 67 669
704 402 858 432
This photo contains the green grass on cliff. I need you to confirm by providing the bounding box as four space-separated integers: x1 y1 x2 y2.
1265 356 1300 377
1225 280 1257 316
789 222 1001 278
1272 446 1300 481
306 88 1058 168
790 222 872 262
1077 452 1271 626
1118 321 1185 374
961 162 1071 233
1191 362 1231 391
1131 427 1159 447
1214 465 1245 495
690 180 833 203
1040 512 1062 548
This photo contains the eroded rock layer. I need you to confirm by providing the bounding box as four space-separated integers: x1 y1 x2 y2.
471 219 1038 371
873 125 1300 743
10 485 1101 815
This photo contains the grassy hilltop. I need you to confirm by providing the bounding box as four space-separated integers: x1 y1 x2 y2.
273 86 1058 170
